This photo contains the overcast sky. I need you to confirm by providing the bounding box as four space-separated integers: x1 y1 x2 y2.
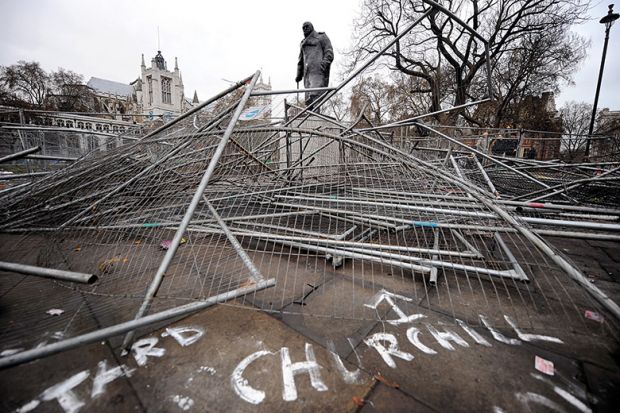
1 0 618 110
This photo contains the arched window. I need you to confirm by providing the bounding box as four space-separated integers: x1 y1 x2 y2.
161 76 172 104
96 124 102 131
103 125 109 132
66 121 74 128
57 119 65 127
77 121 84 129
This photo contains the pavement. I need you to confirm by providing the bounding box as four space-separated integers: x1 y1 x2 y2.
0 233 619 413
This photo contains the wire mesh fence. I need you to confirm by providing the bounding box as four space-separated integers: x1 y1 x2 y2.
1 4 619 369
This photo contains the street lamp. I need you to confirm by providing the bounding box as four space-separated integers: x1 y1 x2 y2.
585 4 619 159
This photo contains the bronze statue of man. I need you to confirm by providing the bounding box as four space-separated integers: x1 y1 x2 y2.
295 21 334 107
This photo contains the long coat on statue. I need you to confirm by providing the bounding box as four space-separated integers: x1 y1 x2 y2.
296 28 334 106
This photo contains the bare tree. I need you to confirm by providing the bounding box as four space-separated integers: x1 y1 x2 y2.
351 75 396 124
559 101 591 162
0 61 50 108
348 0 588 125
48 68 92 112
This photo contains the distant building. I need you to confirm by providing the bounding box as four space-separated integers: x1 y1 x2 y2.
86 50 197 122
86 77 137 119
591 108 620 160
514 92 563 160
472 92 562 160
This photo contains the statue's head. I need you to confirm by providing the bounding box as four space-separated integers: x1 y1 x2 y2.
302 22 314 37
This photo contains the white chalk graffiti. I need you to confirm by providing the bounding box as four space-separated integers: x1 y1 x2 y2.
504 316 564 344
17 370 90 413
131 337 166 367
326 340 363 384
406 326 437 355
91 360 134 398
281 343 328 401
456 319 492 347
425 323 470 351
162 326 205 347
364 289 425 325
15 325 204 413
363 333 414 368
231 350 274 405
171 395 194 411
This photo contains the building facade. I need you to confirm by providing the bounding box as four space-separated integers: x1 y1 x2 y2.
86 50 196 123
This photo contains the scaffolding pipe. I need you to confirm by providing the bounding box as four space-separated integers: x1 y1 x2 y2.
120 70 262 351
0 278 276 370
0 146 41 164
0 261 97 284
205 198 264 283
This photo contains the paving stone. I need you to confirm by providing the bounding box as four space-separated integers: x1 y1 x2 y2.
360 382 436 413
583 361 620 413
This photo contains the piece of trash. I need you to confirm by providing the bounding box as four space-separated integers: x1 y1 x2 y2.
46 309 64 316
374 373 399 388
74 245 81 252
535 355 554 376
98 256 125 273
352 396 366 407
585 310 604 323
160 237 188 250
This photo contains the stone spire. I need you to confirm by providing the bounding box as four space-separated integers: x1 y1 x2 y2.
192 90 199 104
141 53 145 68
174 57 178 71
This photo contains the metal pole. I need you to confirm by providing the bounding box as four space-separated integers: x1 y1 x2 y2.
429 229 440 286
585 9 615 158
204 198 265 283
137 74 254 143
120 70 262 351
0 146 41 164
0 278 275 370
474 156 499 197
416 122 570 197
251 86 335 97
0 261 97 284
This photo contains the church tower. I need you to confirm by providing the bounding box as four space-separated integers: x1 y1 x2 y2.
137 50 185 120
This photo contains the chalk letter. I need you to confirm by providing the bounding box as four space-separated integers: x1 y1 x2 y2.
515 392 566 412
364 289 425 325
281 343 328 401
231 350 272 405
456 319 491 347
480 315 521 345
364 333 414 368
505 315 563 344
326 340 362 384
163 326 205 347
91 360 135 398
18 370 90 413
425 324 469 351
406 326 437 354
131 337 165 366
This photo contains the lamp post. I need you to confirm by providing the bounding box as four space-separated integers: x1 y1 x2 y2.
585 4 619 159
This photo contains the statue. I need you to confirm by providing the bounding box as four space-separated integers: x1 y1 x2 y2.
295 22 334 108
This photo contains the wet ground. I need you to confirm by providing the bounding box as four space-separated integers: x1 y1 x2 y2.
0 233 619 413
